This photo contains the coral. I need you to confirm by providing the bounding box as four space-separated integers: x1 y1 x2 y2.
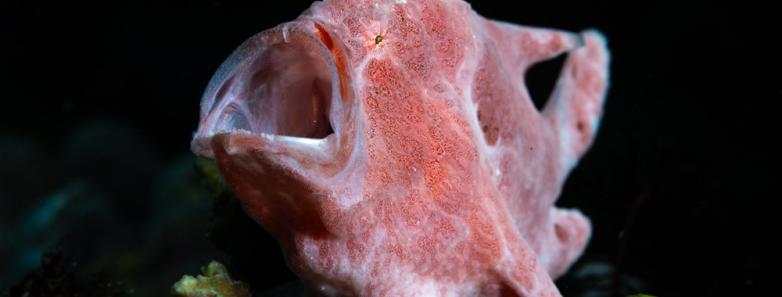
172 261 251 297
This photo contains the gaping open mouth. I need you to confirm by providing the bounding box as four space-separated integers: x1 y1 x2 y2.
192 22 341 157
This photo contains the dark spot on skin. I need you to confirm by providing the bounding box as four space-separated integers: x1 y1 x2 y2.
576 121 585 133
555 223 568 242
498 281 520 297
477 107 498 145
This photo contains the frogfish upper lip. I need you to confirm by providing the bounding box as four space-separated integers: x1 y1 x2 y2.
191 20 348 159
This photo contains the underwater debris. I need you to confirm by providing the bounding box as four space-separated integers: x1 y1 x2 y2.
172 261 251 297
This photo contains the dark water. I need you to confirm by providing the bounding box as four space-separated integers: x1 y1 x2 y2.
1 0 778 296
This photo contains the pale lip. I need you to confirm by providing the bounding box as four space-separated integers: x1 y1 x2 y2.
191 20 346 159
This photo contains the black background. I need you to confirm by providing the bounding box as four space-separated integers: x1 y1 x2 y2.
1 0 779 296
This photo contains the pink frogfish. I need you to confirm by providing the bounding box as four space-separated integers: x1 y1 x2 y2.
191 0 609 296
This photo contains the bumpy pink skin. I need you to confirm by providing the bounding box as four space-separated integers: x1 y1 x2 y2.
191 0 609 296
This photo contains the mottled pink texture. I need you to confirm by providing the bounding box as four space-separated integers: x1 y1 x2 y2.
191 0 609 296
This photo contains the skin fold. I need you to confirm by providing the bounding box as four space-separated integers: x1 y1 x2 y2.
191 0 609 296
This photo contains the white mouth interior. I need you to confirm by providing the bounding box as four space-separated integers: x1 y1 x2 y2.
209 39 335 140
